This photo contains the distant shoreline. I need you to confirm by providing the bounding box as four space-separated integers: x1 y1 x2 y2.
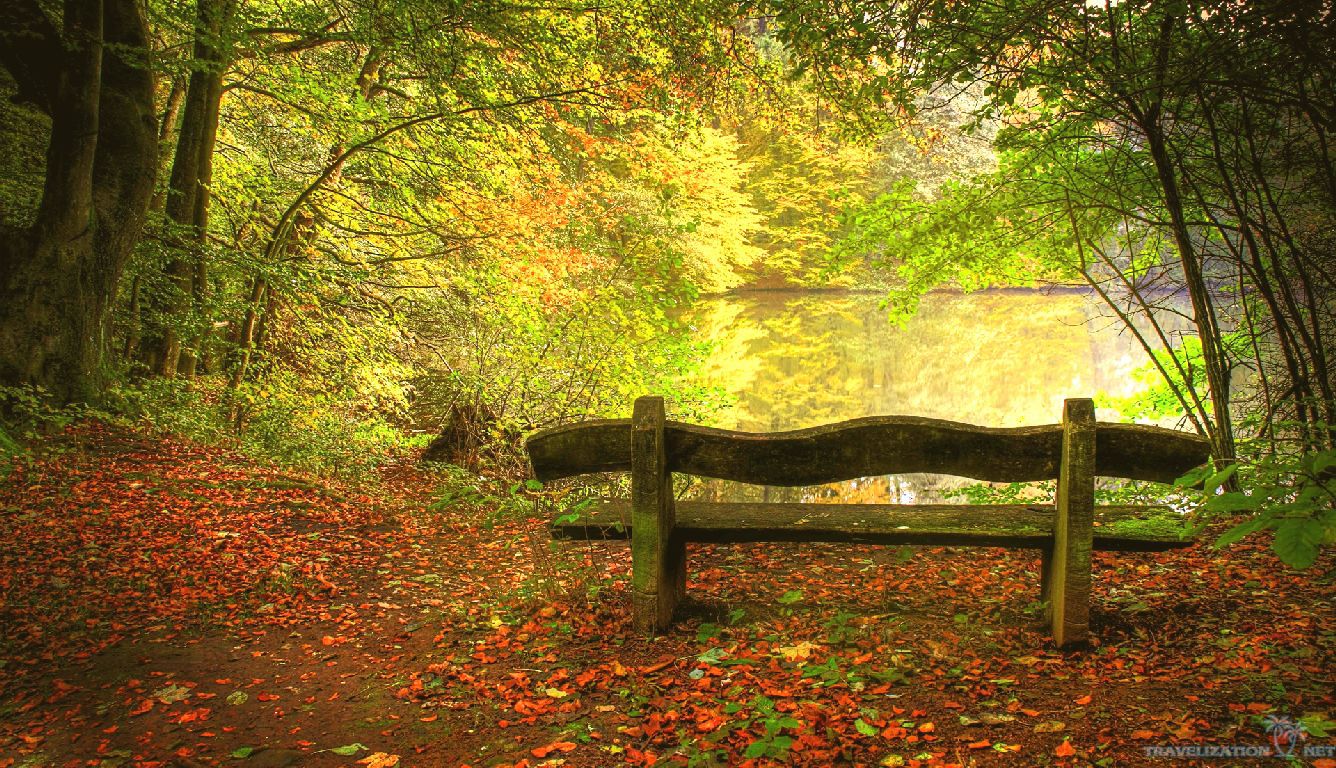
715 282 1226 300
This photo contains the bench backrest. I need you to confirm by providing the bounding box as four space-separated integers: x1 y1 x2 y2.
526 398 1211 487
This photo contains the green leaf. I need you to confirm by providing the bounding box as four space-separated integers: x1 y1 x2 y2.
1173 464 1213 488
855 718 878 736
1203 464 1238 494
230 747 254 759
327 743 367 756
1204 492 1258 513
1300 715 1335 737
1273 517 1323 569
744 740 769 758
1309 450 1336 476
778 590 803 605
1213 513 1272 549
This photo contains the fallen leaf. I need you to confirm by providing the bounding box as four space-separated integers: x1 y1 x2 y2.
532 741 578 758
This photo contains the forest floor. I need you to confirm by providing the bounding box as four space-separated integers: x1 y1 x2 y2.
0 422 1333 768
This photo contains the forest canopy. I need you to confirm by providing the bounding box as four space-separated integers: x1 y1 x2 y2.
0 0 1332 566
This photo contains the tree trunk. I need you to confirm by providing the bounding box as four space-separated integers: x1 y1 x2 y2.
0 0 158 403
1142 122 1238 466
155 0 233 378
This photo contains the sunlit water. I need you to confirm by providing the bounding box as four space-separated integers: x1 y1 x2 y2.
683 287 1195 503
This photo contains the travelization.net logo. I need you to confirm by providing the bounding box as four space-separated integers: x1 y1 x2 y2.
1142 716 1336 760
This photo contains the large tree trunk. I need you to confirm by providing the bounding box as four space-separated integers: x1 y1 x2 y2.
0 0 158 403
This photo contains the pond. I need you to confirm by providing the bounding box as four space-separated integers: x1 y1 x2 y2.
684 287 1196 503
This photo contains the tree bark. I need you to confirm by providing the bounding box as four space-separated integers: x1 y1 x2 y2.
0 0 158 403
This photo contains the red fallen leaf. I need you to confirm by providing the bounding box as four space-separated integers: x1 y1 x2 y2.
1245 702 1271 713
256 693 279 701
321 635 337 645
1055 740 1076 757
1074 695 1092 705
1312 759 1336 768
130 698 154 716
967 740 992 749
419 714 438 722
1131 730 1157 739
531 741 577 758
640 658 674 674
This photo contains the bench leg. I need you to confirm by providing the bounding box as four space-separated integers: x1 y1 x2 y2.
631 396 679 635
1049 399 1095 647
671 538 687 603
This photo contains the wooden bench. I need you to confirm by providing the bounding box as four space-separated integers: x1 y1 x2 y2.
525 396 1210 647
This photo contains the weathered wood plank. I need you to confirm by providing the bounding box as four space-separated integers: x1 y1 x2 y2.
1096 423 1211 484
630 396 681 635
527 419 631 483
1047 398 1096 647
526 418 1209 485
551 500 1194 552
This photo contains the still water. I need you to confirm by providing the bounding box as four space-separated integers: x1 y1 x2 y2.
684 287 1194 503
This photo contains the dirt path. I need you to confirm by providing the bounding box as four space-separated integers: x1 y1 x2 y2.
1 424 1332 767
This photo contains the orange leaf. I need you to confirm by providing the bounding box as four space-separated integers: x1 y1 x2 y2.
532 741 578 758
357 754 400 768
419 714 438 723
1131 730 1156 739
967 740 992 749
130 699 154 716
1055 740 1076 757
1074 695 1092 706
918 722 935 733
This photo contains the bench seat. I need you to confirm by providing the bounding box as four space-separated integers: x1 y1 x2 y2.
553 500 1193 551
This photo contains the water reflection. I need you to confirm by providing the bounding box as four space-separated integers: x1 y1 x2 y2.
684 288 1192 503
